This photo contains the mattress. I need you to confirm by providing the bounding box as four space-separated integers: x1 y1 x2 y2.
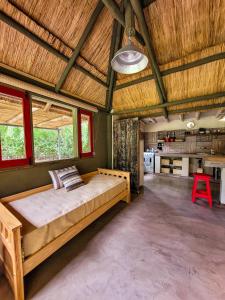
8 174 127 258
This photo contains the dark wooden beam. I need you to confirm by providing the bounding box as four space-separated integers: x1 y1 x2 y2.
115 51 225 91
106 18 124 111
106 21 119 110
0 65 107 111
55 1 104 92
0 11 107 88
141 0 156 8
117 102 225 120
113 91 225 114
130 0 168 118
101 0 145 46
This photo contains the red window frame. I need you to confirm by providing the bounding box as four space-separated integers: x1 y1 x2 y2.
0 85 32 168
78 109 94 158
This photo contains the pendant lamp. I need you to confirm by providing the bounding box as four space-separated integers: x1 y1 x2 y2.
111 38 148 74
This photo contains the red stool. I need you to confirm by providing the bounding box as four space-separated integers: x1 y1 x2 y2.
192 173 213 208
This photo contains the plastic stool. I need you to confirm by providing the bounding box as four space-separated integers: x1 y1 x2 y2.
192 173 213 208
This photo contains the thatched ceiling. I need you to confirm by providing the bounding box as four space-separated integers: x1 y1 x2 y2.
0 0 225 118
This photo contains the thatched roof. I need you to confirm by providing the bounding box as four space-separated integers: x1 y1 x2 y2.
0 0 225 119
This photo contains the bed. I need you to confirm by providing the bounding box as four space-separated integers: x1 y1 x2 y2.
0 168 130 300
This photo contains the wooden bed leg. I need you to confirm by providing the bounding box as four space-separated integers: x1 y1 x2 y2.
11 227 24 300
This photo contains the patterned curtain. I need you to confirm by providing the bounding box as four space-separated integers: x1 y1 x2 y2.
113 118 139 192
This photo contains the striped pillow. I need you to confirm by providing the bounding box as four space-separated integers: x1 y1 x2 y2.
49 166 77 190
58 168 84 192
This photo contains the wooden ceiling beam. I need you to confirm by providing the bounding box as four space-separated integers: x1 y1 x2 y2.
106 20 122 111
113 91 225 114
130 0 168 119
115 51 225 91
55 1 104 92
0 11 107 89
0 64 107 111
141 0 156 8
101 0 145 46
117 102 225 120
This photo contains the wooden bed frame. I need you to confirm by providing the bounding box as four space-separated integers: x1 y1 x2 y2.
0 168 130 300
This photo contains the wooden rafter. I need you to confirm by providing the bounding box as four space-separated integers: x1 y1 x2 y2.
101 0 145 46
106 13 124 111
141 0 156 8
113 90 225 114
115 51 225 91
55 1 104 92
130 0 168 119
0 64 107 112
117 102 225 120
0 11 107 89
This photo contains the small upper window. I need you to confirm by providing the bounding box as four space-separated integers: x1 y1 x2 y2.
32 98 77 162
0 85 32 168
78 110 94 158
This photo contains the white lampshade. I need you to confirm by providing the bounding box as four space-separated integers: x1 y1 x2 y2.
111 43 148 74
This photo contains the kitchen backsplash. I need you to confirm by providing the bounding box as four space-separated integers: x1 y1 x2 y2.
145 129 225 154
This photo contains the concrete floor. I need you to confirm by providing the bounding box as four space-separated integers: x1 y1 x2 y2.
1 174 225 300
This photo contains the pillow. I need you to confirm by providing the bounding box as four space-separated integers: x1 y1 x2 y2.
58 168 84 192
49 166 77 189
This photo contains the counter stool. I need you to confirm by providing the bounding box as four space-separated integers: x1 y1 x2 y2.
192 173 213 208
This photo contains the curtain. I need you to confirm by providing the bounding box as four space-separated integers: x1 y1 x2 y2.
113 118 139 192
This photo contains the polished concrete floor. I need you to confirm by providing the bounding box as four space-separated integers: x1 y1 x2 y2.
1 174 225 300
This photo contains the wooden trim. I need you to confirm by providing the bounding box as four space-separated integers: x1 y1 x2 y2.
0 168 130 299
0 74 98 113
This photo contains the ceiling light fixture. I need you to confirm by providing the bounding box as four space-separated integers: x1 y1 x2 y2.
111 1 148 74
219 116 225 122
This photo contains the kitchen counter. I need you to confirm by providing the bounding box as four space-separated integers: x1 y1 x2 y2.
204 155 225 168
155 153 209 158
204 155 225 204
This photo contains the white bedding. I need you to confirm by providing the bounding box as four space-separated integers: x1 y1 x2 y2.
9 174 127 257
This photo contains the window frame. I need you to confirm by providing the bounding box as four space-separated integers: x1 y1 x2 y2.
78 109 94 158
0 85 32 168
31 97 78 164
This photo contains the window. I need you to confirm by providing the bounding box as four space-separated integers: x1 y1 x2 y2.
32 98 77 162
0 85 32 168
78 110 94 158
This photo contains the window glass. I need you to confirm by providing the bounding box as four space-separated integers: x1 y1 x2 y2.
81 113 91 153
0 94 26 160
78 110 93 158
32 99 77 162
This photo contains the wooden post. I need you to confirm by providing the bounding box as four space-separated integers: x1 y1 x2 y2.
11 227 24 300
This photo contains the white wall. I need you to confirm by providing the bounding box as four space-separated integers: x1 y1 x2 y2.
145 116 225 132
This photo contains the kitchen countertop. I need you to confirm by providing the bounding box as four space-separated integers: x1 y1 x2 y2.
204 155 225 168
155 153 209 158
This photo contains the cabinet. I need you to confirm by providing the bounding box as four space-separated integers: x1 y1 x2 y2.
155 156 189 177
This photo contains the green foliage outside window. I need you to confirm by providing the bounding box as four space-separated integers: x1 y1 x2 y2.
81 118 90 153
0 125 25 160
0 124 74 162
33 125 74 161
